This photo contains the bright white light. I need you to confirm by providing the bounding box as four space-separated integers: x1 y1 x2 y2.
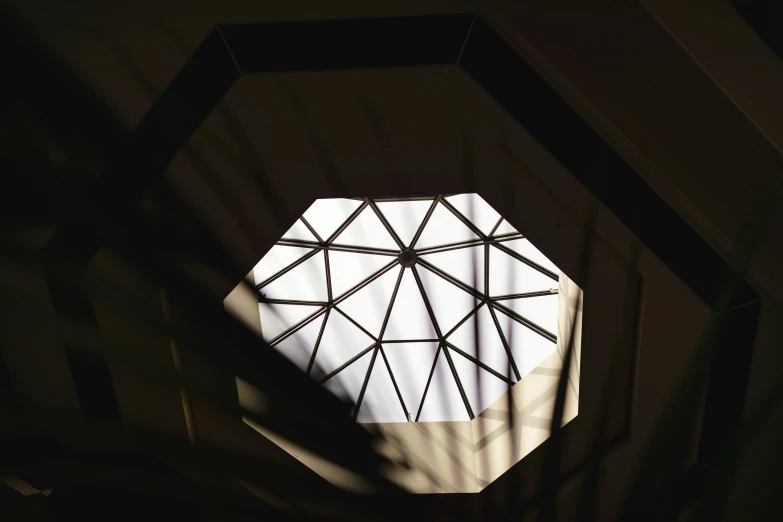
253 194 561 423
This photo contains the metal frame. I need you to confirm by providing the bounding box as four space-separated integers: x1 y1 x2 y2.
254 194 562 422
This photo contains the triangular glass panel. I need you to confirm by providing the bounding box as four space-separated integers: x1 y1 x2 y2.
495 309 558 378
261 251 328 302
382 342 439 419
323 349 373 405
445 194 501 236
489 246 558 297
382 269 438 340
418 245 485 294
313 311 375 379
336 266 401 338
417 266 479 336
500 239 560 275
333 206 399 250
413 201 479 249
376 199 434 248
281 219 316 242
496 294 559 338
417 350 470 422
493 220 518 236
254 246 314 287
328 250 394 298
259 303 322 343
446 305 514 380
271 312 326 372
302 198 362 241
357 353 407 423
450 347 512 414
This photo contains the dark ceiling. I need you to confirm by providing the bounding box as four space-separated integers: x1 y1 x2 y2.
2 2 783 521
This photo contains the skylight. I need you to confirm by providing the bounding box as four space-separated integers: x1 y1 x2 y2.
253 194 561 423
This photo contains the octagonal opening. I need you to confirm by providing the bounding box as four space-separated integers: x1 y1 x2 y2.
226 193 583 492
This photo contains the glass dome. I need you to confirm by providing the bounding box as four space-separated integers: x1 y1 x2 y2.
253 194 561 423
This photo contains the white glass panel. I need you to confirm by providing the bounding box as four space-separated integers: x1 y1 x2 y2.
446 305 514 380
259 304 320 341
497 294 559 336
334 206 398 250
302 198 362 241
419 245 485 293
493 220 518 236
313 311 375 377
501 239 559 274
261 251 327 301
445 193 501 235
413 202 478 249
451 349 511 414
382 342 439 418
328 251 392 297
376 200 434 247
281 219 316 241
272 313 325 371
253 246 313 286
417 266 478 336
323 350 372 404
357 356 407 423
336 266 401 337
489 246 557 297
417 351 470 422
496 311 557 378
383 269 438 340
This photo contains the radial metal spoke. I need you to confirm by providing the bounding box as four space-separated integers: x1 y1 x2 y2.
327 200 368 244
277 238 397 256
352 346 380 421
318 342 377 384
491 301 558 343
306 308 331 376
380 345 409 419
328 243 399 256
377 266 406 339
439 195 487 240
409 198 438 249
488 305 522 381
492 242 559 281
368 198 405 250
415 237 485 255
333 306 378 341
256 248 320 290
416 345 442 422
410 267 444 339
258 298 328 306
492 290 558 300
445 342 515 386
333 260 399 305
417 258 485 302
269 306 328 347
411 267 474 420
299 216 323 243
415 233 523 256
